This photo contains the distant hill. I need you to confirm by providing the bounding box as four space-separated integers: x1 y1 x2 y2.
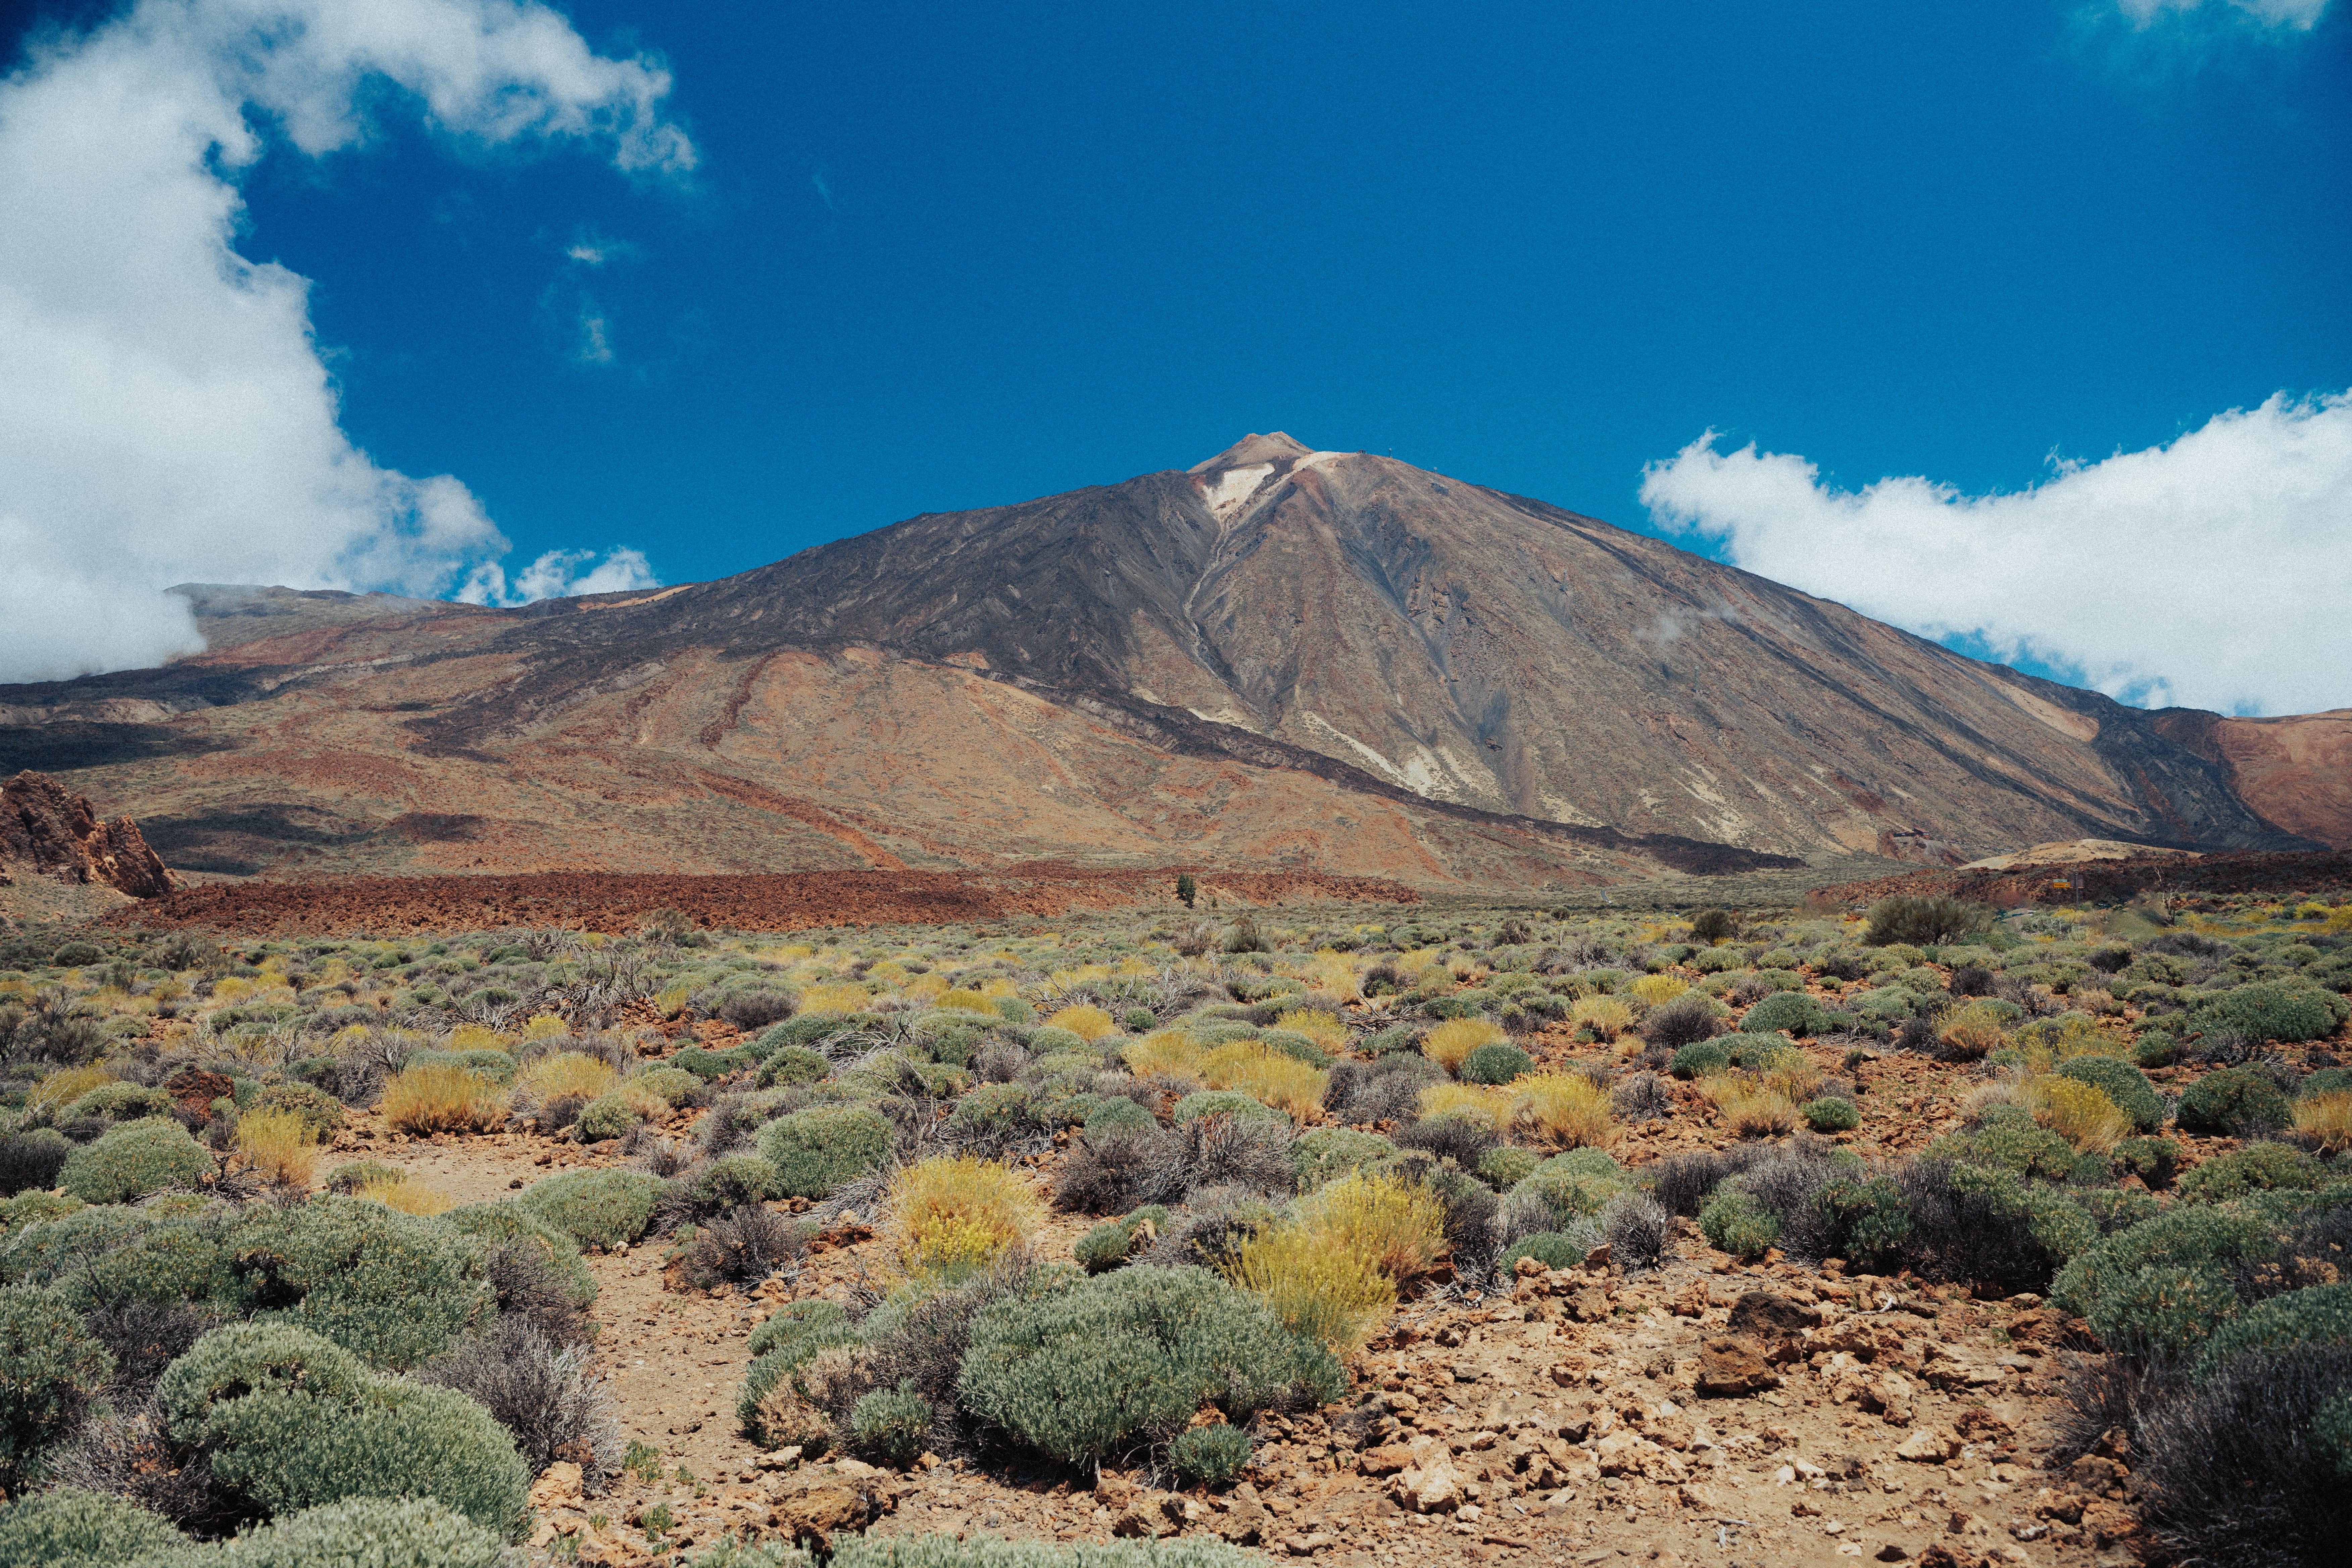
0 433 2336 887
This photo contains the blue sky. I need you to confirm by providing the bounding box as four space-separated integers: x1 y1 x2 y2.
2 0 2346 709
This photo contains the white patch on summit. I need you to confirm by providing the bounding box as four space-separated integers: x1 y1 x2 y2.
1206 464 1276 520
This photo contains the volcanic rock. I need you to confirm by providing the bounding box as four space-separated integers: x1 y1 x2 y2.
1 770 173 896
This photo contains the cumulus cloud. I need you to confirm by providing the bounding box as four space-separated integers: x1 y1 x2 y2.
1639 393 2352 718
0 0 689 684
2113 0 2330 29
458 545 657 606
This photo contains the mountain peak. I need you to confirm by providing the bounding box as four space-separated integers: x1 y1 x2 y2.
1188 431 1313 475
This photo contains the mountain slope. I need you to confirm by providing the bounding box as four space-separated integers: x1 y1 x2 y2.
0 434 2332 883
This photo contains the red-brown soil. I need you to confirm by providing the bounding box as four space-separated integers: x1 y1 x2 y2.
1807 849 2352 911
97 867 1420 936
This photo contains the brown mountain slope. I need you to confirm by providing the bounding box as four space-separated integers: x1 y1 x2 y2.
0 435 2332 883
2147 707 2352 851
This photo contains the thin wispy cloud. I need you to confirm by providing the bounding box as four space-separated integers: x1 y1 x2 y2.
2113 0 2330 29
459 546 656 606
1639 392 2352 718
0 0 686 684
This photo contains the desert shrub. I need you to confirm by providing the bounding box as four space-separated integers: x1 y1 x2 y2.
2114 1135 2182 1188
60 1081 179 1126
2295 1091 2352 1155
1568 995 1635 1039
1460 1041 1531 1084
1042 1005 1117 1042
1222 1224 1396 1354
1801 1097 1859 1132
957 1266 1340 1466
758 1045 832 1088
249 1083 345 1140
2132 1342 2352 1568
2022 1076 2132 1152
158 1323 531 1538
2051 1055 2166 1133
689 1207 808 1288
671 1044 756 1083
1700 1189 1779 1259
517 1052 619 1105
1499 1232 1587 1273
1740 992 1833 1038
1475 1145 1538 1191
518 1169 664 1251
417 1314 622 1482
1393 1114 1497 1172
2177 1067 2293 1136
1511 1073 1615 1148
1668 1040 1730 1079
1172 1422 1253 1487
1938 1001 2013 1059
1422 1017 1504 1073
2192 1283 2352 1379
1926 1111 2085 1181
379 1064 508 1135
0 1128 71 1197
1864 896 1991 947
849 1385 932 1467
1359 1023 1422 1056
747 1299 852 1360
1601 1191 1672 1271
1082 1097 1157 1148
630 1067 705 1108
0 1285 112 1484
2132 1030 2184 1068
1414 1081 1515 1132
1172 1091 1279 1126
755 1105 893 1198
1075 1221 1137 1273
2176 1141 2326 1206
1640 993 1720 1050
59 1119 210 1204
220 1196 490 1369
1290 1127 1394 1190
1051 1128 1179 1217
0 1487 185 1565
573 1092 646 1143
688 1154 781 1214
2196 982 2344 1044
1296 1172 1445 1280
443 1202 597 1312
884 1157 1044 1286
720 990 799 1031
2051 1204 2281 1361
949 1084 1042 1150
1646 1149 1736 1217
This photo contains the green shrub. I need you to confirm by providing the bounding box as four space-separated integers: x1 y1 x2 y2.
59 1082 178 1124
758 1017 849 1054
849 1386 932 1466
2303 1067 2352 1099
2052 1056 2166 1133
950 1084 1040 1143
1474 1144 1539 1191
674 1045 758 1082
0 1204 148 1288
53 941 103 967
441 1201 597 1307
1075 1221 1136 1273
1741 992 1834 1037
1849 986 1917 1022
57 1118 210 1204
50 1214 227 1312
1459 1042 1532 1084
223 1196 492 1369
1258 1031 1332 1069
1361 1025 1421 1056
2195 982 2345 1044
0 1189 81 1243
1498 1232 1585 1273
0 1487 183 1566
632 1067 705 1108
1083 1098 1157 1149
1669 1041 1731 1079
2176 1068 2293 1136
2072 1185 2161 1234
0 1286 112 1483
1864 896 1991 947
2192 1284 2352 1378
2131 1031 2183 1068
1699 1189 1779 1259
755 1106 893 1198
957 1266 1339 1466
758 1045 832 1087
1817 1176 1912 1272
747 1298 852 1360
692 1155 779 1210
1801 1097 1859 1133
1170 1091 1280 1126
737 1320 863 1451
2177 1141 2326 1205
518 1169 664 1251
403 1048 517 1082
1173 1422 1253 1486
1721 1032 1800 1069
250 1082 346 1138
2051 1205 2281 1360
573 1093 643 1143
158 1323 530 1539
1924 1112 2084 1182
165 1497 509 1568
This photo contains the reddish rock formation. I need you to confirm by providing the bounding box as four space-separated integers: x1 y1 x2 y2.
1 770 175 897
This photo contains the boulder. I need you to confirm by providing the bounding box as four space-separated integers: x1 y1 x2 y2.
1 770 173 897
1697 1335 1781 1397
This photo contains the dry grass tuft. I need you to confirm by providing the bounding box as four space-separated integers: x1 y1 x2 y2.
1422 1017 1505 1073
1570 995 1635 1040
935 987 998 1015
1122 1029 1205 1083
356 1175 454 1215
1042 1004 1117 1041
2292 1091 2352 1155
1416 1081 1517 1132
234 1107 317 1187
518 1051 618 1104
1629 974 1688 1007
1277 1008 1350 1051
1201 1042 1326 1118
1296 1172 1447 1281
1224 1226 1395 1353
1512 1073 1617 1148
797 982 871 1016
885 1155 1045 1285
381 1062 510 1134
1939 1001 2012 1060
2023 1075 2131 1152
29 1064 114 1114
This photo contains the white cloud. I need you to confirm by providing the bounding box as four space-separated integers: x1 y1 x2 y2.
2114 0 2330 29
458 545 657 606
1638 392 2352 718
0 0 688 684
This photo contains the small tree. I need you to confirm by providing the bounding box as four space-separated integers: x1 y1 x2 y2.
1176 873 1197 909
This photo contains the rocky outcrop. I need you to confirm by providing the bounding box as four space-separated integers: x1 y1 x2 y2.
1 770 174 897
